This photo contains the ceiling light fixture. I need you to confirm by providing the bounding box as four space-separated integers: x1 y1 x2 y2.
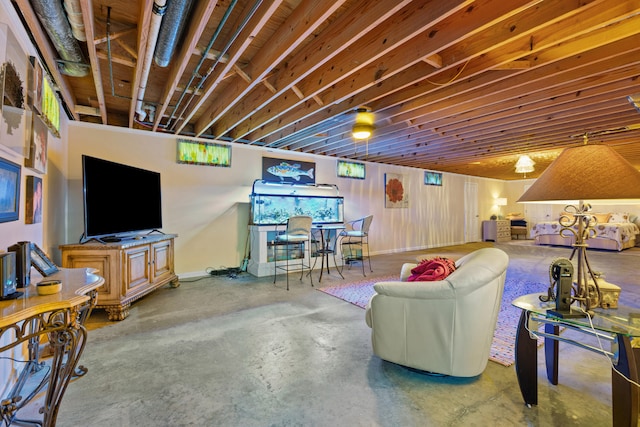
515 154 535 177
352 107 374 140
628 93 640 113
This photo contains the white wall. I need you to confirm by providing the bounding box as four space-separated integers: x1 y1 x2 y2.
0 6 68 257
67 122 504 275
0 0 69 401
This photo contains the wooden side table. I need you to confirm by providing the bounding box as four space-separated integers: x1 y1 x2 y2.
0 268 104 427
513 293 640 427
482 220 511 242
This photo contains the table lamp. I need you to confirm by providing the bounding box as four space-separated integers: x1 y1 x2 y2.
496 198 507 218
517 141 640 314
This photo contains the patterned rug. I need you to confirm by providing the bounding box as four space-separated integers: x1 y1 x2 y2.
317 272 547 367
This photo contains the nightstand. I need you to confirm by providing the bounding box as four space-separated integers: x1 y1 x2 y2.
482 220 511 242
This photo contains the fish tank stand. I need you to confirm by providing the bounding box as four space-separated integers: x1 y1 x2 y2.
247 180 345 277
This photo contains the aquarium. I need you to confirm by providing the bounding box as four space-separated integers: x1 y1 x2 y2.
251 194 344 225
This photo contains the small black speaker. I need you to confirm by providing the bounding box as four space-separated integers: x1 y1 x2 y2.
0 252 18 299
8 241 31 288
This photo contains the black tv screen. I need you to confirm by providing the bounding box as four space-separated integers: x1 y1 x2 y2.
82 155 162 242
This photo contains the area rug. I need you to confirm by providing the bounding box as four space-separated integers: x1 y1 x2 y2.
317 273 547 367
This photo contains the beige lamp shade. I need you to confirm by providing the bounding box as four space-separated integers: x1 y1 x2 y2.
496 198 507 206
517 144 640 203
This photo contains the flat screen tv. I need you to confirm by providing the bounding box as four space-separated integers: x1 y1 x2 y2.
81 155 163 243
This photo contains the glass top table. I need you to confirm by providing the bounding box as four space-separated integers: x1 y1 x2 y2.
512 293 640 427
512 293 640 338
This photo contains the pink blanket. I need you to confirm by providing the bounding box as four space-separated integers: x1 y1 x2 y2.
408 257 456 282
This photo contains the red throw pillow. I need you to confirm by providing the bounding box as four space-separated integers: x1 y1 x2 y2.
407 257 456 282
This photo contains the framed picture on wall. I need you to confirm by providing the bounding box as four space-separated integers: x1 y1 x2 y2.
30 243 59 276
424 171 442 186
176 138 231 167
262 157 315 184
337 159 365 179
25 114 48 173
385 173 409 208
0 156 21 223
29 56 43 114
1 23 29 157
25 175 42 224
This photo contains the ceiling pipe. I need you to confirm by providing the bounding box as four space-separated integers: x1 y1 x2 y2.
154 0 195 68
135 0 168 121
164 0 239 130
174 0 263 135
30 0 89 76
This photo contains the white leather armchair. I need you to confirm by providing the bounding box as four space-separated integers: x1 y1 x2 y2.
365 247 509 377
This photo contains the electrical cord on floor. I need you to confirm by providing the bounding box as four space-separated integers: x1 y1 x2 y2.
574 305 640 390
177 267 243 283
205 266 242 279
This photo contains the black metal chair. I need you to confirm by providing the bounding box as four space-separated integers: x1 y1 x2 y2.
273 215 313 290
338 215 373 276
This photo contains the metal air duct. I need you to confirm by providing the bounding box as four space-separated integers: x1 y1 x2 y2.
154 0 195 67
30 0 89 77
63 0 87 42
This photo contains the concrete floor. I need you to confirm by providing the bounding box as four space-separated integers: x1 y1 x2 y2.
51 241 640 426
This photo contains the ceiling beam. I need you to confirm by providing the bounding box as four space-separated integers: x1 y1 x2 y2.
12 0 79 120
205 0 418 139
193 0 347 137
229 0 477 142
79 0 107 124
259 0 574 146
151 0 218 132
173 0 286 135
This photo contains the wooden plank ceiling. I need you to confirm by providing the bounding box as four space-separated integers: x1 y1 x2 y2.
13 0 640 180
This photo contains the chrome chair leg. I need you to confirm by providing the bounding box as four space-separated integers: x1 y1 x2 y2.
365 237 373 273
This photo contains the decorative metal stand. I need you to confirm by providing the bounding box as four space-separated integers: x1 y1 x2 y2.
0 288 97 427
559 202 602 313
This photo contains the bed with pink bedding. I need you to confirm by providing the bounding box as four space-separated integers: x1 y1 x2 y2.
530 215 639 251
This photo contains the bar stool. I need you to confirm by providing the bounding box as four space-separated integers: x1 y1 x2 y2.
273 215 313 290
338 215 373 276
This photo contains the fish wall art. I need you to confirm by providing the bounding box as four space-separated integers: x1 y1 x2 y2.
262 157 316 184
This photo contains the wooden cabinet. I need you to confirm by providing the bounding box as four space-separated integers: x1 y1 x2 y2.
482 220 511 242
60 234 179 320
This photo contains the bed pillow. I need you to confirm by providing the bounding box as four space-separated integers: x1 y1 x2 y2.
506 212 525 220
591 212 611 223
609 212 630 223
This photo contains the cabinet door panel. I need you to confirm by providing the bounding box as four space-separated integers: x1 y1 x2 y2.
152 240 173 281
61 251 120 302
125 246 151 290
